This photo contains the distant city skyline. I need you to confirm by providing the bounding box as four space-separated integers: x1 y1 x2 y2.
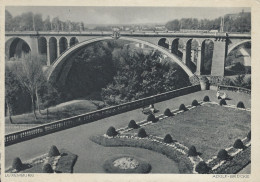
6 6 250 25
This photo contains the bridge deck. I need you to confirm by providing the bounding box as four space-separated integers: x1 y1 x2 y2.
5 90 250 173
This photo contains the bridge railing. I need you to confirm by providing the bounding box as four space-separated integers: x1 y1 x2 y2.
217 85 251 94
5 84 201 146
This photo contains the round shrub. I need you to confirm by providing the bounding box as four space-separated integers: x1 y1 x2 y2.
192 100 199 106
106 126 118 137
128 120 139 129
233 139 244 149
48 145 60 157
217 149 230 160
247 131 251 140
42 163 54 173
203 96 210 102
179 104 187 111
195 161 210 174
163 134 173 143
188 146 198 156
138 128 147 138
219 99 227 106
12 157 23 171
237 101 245 108
164 108 174 117
147 113 157 123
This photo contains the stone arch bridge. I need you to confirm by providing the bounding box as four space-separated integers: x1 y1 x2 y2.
5 31 251 85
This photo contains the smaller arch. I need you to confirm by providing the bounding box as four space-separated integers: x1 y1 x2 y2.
158 38 170 49
59 37 69 54
70 37 79 47
38 37 47 54
228 40 251 55
49 37 58 64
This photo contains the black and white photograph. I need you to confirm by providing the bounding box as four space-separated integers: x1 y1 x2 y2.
1 0 259 181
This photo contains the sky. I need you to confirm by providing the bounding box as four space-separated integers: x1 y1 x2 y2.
6 6 251 25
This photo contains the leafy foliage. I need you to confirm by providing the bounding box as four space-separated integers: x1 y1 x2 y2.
203 96 210 102
106 126 118 137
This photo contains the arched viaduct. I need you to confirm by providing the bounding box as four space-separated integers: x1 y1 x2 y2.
5 31 251 85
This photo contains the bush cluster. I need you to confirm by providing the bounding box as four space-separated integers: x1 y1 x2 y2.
12 157 23 171
219 99 227 106
179 104 188 111
203 96 210 102
237 101 245 108
163 134 173 143
164 108 174 117
217 149 230 160
195 161 211 174
48 145 60 157
106 126 118 137
42 163 54 173
188 146 198 156
147 114 157 123
192 100 199 106
128 120 139 129
233 139 244 149
138 128 148 138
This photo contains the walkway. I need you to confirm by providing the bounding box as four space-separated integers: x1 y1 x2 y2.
5 90 251 173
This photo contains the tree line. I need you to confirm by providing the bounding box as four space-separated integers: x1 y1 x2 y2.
5 10 85 32
165 12 251 32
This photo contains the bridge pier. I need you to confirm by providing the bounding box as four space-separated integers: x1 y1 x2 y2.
46 39 51 66
195 47 203 75
211 39 227 76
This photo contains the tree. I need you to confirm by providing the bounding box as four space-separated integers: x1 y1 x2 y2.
11 54 45 119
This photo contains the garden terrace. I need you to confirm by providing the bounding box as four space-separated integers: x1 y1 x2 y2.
5 89 250 173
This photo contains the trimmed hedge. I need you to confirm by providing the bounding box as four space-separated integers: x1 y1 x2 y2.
233 139 244 149
237 101 245 108
164 108 174 117
179 104 188 111
138 128 148 138
164 134 173 143
219 99 227 106
128 120 139 129
12 157 23 171
195 161 211 174
48 145 60 157
90 135 193 173
42 163 54 173
203 96 210 102
217 149 230 160
192 100 199 106
188 146 198 156
106 126 118 137
247 131 251 140
147 114 157 123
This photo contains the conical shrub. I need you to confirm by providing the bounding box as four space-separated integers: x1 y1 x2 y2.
12 157 23 171
147 113 157 123
233 139 244 149
48 145 60 157
192 100 199 106
237 101 245 108
203 96 210 102
163 134 173 143
128 120 139 129
42 163 54 173
188 146 198 156
247 131 251 140
106 126 118 137
195 161 210 174
217 149 230 160
219 99 227 106
179 104 187 111
138 128 147 138
164 108 174 117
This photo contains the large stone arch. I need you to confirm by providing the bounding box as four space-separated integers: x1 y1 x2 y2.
227 40 251 55
47 36 198 86
5 37 31 59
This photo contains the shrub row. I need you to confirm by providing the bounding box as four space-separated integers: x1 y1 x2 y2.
90 135 193 173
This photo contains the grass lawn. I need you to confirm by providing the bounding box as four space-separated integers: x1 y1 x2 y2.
126 103 251 161
5 100 103 125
